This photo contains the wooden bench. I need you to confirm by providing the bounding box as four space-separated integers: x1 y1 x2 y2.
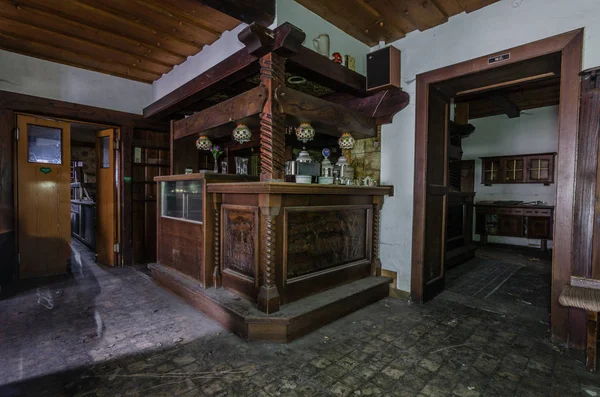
558 277 600 371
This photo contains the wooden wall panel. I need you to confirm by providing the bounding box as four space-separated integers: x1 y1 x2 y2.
0 108 15 285
158 217 204 282
132 129 169 264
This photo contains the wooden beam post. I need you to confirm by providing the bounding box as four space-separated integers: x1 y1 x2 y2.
259 53 286 181
258 194 282 314
490 95 520 118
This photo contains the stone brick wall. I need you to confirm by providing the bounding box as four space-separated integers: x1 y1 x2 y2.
350 127 381 183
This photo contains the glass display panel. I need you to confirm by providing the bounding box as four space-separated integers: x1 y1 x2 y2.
161 180 203 223
100 136 110 168
28 124 62 164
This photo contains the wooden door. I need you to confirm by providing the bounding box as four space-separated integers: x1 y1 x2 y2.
526 154 555 184
422 86 450 301
498 215 523 236
17 115 71 278
96 129 117 266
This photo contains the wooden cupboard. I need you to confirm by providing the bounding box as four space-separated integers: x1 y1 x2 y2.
481 153 556 185
475 204 554 250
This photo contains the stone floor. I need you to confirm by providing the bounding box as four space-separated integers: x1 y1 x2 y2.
1 243 600 397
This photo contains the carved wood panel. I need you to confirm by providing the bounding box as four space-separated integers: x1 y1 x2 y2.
221 205 259 283
284 205 372 281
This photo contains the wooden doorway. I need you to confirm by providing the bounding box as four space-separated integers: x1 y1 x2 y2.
15 114 121 278
410 29 583 343
96 128 118 266
16 115 72 278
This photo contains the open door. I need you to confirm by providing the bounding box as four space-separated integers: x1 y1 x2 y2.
422 86 450 301
96 128 117 266
17 115 71 278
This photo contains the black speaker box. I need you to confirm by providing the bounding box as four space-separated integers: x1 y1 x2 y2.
367 46 400 91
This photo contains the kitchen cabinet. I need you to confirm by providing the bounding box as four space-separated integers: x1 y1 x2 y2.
475 203 554 250
71 201 96 249
480 153 556 185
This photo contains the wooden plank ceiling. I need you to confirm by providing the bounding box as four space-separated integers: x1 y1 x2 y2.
0 0 245 83
294 0 500 45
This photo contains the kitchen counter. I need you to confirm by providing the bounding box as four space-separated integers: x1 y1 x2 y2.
475 202 554 210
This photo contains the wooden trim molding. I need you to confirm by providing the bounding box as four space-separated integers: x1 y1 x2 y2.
410 29 583 345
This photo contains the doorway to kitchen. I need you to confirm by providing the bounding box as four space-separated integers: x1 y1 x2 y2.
15 114 120 280
410 30 583 342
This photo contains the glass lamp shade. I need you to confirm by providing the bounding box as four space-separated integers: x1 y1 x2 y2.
295 122 315 143
196 135 212 151
232 124 252 144
338 132 355 150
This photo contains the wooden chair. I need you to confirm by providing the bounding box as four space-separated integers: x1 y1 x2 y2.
558 277 600 372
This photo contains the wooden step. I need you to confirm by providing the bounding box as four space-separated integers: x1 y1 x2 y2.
149 263 391 342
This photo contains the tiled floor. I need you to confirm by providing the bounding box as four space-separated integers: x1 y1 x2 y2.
1 243 599 397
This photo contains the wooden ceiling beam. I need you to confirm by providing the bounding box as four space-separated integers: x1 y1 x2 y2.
173 86 267 140
0 17 171 76
143 23 308 120
456 0 500 13
294 0 377 46
130 0 222 36
321 87 410 125
194 0 275 27
85 0 221 48
73 0 204 51
144 0 242 34
0 0 185 66
0 31 159 83
0 90 168 130
19 0 198 57
276 86 377 139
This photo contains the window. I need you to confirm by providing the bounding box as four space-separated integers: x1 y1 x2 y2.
28 124 62 164
100 136 110 168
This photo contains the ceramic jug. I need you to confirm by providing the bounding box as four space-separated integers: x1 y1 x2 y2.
313 34 330 57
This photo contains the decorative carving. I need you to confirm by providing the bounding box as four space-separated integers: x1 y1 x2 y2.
222 207 258 279
285 207 370 279
372 203 382 276
258 204 280 314
259 53 286 181
213 200 222 288
263 215 276 287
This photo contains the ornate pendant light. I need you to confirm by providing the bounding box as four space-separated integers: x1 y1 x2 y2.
338 132 355 150
232 124 252 144
296 122 315 143
196 135 212 151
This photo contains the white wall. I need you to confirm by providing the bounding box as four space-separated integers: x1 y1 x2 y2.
153 0 372 102
152 24 249 102
380 0 600 291
0 50 153 115
276 0 370 75
463 105 558 247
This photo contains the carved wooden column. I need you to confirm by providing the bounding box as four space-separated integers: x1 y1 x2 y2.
259 52 286 182
258 194 282 313
213 193 222 288
371 196 383 276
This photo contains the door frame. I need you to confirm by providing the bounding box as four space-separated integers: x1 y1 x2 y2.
410 29 583 344
13 113 122 273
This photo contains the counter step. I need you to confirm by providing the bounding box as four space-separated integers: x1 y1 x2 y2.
149 263 391 342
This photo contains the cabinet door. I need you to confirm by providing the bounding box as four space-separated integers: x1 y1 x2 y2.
526 155 555 183
527 217 552 239
503 157 525 182
482 158 502 184
498 215 523 237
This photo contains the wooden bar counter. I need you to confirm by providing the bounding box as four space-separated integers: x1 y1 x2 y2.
150 176 393 341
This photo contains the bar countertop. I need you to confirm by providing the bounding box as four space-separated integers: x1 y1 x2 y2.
206 181 394 196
